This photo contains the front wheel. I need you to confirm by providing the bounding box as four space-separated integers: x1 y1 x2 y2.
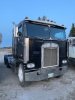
18 63 25 87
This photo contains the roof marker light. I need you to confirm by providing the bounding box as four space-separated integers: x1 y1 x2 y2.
38 17 41 20
47 19 50 22
50 20 53 22
42 16 46 21
25 16 28 19
62 24 64 26
54 21 56 23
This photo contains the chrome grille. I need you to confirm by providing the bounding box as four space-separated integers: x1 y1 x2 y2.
44 48 57 67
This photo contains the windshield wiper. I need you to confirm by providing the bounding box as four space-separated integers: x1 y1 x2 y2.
34 36 45 40
51 37 65 41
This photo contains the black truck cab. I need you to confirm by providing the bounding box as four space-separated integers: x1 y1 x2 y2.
5 17 68 86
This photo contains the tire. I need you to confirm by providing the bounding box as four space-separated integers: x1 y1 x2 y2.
6 60 11 68
18 63 25 87
7 64 11 68
14 67 18 74
4 59 6 65
55 75 61 78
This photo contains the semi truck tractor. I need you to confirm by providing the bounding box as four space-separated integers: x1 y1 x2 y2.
4 17 68 86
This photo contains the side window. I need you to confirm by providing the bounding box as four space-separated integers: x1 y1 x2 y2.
18 25 24 43
18 25 23 36
24 23 27 37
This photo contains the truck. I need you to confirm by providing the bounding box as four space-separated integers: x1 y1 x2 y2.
4 17 68 86
67 37 75 66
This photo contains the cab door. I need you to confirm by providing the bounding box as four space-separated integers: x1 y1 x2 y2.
17 24 24 59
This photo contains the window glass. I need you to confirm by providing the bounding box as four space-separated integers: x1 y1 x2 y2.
26 23 49 39
18 26 22 36
26 22 66 40
24 24 27 37
50 27 66 40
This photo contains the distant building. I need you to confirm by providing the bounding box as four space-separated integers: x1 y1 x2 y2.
0 33 2 43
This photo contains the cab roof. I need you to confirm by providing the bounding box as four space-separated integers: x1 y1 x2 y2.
18 18 66 29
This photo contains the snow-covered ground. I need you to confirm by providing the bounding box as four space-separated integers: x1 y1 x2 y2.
0 49 75 100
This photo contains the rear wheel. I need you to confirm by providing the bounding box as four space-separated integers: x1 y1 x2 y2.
7 64 11 68
55 75 61 78
6 60 11 68
18 63 25 87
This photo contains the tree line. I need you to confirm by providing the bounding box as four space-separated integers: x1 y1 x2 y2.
69 23 75 37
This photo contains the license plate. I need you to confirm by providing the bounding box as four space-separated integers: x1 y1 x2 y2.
48 73 54 78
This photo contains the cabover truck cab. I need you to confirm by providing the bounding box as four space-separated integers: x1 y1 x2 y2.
68 37 75 66
5 17 68 86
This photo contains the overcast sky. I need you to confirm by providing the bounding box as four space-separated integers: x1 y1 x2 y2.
0 0 75 47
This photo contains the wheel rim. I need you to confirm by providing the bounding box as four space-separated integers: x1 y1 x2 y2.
18 65 23 82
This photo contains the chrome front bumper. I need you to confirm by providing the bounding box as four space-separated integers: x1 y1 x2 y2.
25 65 68 81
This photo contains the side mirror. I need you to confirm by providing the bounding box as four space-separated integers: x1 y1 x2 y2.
17 32 22 36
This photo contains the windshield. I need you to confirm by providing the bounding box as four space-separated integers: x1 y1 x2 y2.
50 27 66 40
26 23 66 40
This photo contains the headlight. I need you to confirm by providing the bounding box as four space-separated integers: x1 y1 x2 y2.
62 60 67 64
27 63 35 68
